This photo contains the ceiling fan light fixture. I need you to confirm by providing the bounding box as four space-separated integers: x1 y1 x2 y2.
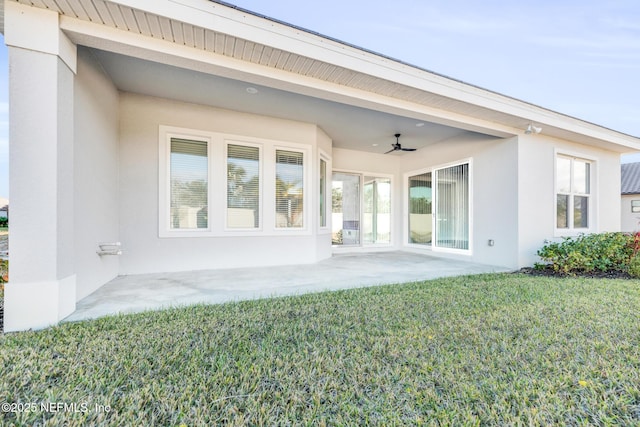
384 133 417 154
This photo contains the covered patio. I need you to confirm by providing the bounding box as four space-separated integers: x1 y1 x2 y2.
64 251 510 322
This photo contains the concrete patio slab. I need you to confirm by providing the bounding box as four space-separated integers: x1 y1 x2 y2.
64 251 511 322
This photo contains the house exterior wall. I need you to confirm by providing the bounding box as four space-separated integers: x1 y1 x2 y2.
74 47 120 300
621 194 640 232
517 135 622 267
400 135 519 268
118 93 331 274
332 135 519 268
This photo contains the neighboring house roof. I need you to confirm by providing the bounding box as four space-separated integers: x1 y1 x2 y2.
621 163 640 195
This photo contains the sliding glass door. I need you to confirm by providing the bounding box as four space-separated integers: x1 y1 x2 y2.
435 163 469 250
408 172 432 245
332 173 392 246
408 162 470 251
363 177 391 245
332 173 360 245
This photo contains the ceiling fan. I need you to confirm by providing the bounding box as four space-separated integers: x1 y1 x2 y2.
384 133 416 154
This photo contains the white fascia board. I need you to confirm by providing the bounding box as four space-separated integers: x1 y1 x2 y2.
60 15 517 138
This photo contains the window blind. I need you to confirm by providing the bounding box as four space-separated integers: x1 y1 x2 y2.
227 144 260 228
276 150 304 228
435 164 469 250
170 138 208 229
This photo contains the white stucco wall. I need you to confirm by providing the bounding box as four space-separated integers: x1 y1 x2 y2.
620 195 640 232
517 135 621 267
74 48 120 300
400 135 519 268
332 135 520 268
118 93 330 274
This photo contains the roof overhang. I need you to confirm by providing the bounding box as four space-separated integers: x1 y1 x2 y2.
5 0 640 153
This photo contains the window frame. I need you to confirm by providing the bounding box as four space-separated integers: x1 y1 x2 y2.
631 200 640 213
159 128 213 237
158 125 312 238
554 152 595 235
274 146 309 230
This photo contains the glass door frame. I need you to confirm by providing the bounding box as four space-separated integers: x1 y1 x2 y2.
332 170 394 248
404 159 473 255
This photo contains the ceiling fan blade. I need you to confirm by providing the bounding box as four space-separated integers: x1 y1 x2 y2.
384 148 396 154
401 148 417 151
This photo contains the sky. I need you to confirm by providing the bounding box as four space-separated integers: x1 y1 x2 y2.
0 0 639 198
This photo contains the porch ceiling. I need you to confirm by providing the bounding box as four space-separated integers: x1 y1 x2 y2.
7 0 640 152
90 47 476 152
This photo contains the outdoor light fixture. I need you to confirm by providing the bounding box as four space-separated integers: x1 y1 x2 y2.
525 124 542 134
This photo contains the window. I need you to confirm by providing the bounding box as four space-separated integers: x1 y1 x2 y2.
556 155 591 230
227 144 260 229
276 150 304 228
160 126 311 237
320 159 327 227
632 201 640 213
170 138 208 230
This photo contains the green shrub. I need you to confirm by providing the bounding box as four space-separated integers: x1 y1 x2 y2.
537 232 635 274
628 254 640 278
0 216 7 227
0 259 7 285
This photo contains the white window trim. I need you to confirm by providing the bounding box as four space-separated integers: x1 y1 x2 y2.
158 125 312 237
554 150 597 237
159 128 213 238
403 158 473 256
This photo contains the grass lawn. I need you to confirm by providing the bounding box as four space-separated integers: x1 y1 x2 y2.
1 274 640 426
